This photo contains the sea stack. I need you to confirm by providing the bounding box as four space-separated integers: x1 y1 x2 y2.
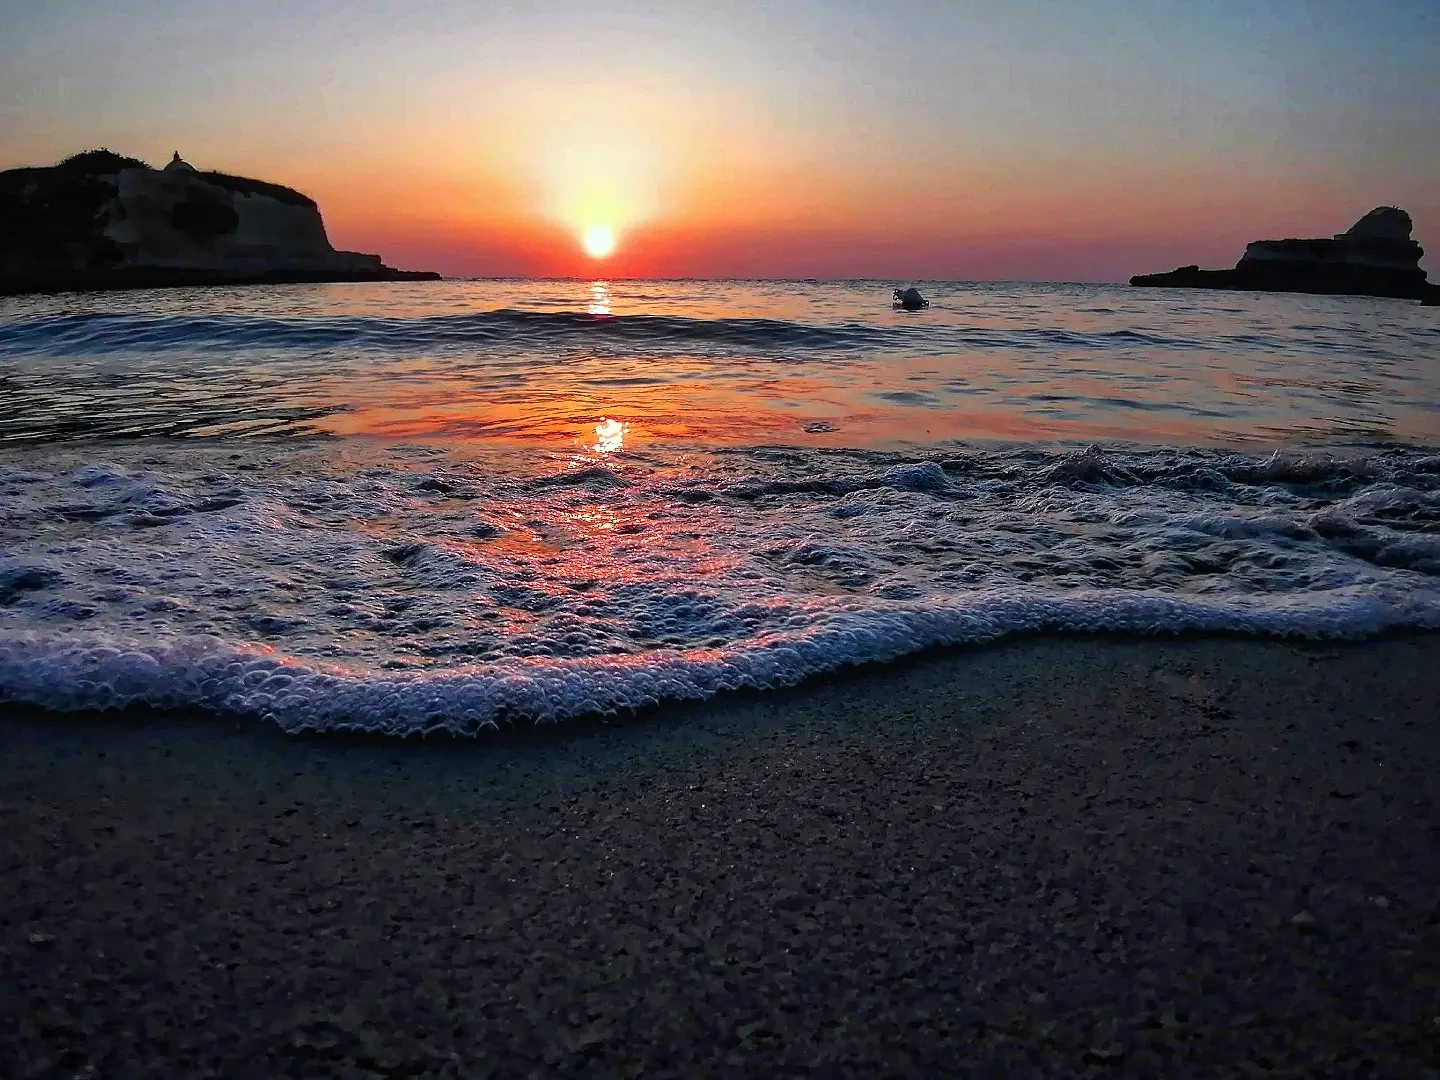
0 149 440 295
1130 207 1430 301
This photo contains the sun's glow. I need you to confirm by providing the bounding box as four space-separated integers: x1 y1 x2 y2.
583 225 617 259
517 91 671 256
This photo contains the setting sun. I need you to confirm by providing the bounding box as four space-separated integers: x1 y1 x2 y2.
583 225 616 259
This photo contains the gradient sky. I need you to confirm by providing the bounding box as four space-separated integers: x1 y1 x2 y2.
3 0 1437 280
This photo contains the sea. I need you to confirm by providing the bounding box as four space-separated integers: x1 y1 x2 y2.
1 279 1437 735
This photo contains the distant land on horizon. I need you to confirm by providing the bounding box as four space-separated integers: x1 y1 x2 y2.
2 147 1434 297
1131 205 1436 303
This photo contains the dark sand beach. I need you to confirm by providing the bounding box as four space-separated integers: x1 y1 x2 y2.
3 634 1439 1077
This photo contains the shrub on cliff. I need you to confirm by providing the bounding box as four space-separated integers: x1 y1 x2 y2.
0 162 124 266
199 171 317 209
55 149 151 174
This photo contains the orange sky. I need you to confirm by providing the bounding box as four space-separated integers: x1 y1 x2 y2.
3 2 1437 280
307 146 1426 281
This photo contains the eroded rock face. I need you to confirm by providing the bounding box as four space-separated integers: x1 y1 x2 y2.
1131 207 1430 301
0 149 438 294
99 165 374 273
1343 206 1413 242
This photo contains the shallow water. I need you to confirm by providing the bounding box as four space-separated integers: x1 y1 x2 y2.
3 279 1437 447
1 280 1437 733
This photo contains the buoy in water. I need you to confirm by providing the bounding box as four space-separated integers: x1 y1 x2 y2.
893 286 928 311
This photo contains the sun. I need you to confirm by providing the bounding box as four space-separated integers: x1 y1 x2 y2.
582 225 616 259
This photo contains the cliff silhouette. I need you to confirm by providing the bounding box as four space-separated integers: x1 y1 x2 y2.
0 149 439 295
1132 207 1433 303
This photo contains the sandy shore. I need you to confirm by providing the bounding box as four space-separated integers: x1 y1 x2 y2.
2 634 1438 1077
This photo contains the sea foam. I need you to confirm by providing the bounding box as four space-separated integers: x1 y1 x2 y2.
0 585 1433 736
2 441 1437 734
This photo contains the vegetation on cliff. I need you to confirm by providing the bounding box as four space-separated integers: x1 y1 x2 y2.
197 171 316 209
53 149 152 174
0 148 316 210
0 149 138 266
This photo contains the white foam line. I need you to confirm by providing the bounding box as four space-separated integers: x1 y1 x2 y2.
2 585 1435 737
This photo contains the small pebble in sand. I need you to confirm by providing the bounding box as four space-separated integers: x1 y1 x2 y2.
1290 911 1318 931
27 931 56 946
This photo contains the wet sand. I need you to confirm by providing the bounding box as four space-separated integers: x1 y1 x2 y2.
2 634 1438 1077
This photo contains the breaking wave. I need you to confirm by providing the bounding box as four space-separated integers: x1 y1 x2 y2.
2 440 1437 735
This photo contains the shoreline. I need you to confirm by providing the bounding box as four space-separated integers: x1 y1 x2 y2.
3 633 1438 1075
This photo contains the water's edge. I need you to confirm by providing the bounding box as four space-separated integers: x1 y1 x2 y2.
4 439 1436 736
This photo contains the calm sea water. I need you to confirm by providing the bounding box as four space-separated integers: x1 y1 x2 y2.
1 280 1437 733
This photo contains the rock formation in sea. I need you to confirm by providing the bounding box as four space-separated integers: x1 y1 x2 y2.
0 149 440 295
1130 207 1431 301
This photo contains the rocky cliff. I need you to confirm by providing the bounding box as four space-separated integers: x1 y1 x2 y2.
0 150 438 294
1130 207 1430 302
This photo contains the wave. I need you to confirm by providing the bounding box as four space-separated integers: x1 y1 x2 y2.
0 309 903 356
2 584 1435 736
0 309 1301 359
2 440 1438 735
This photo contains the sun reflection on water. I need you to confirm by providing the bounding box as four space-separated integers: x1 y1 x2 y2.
593 417 627 453
588 281 612 316
34 280 1429 451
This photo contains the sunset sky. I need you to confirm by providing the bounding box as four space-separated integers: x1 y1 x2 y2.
2 0 1437 280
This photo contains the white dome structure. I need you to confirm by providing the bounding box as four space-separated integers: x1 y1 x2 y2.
163 151 196 174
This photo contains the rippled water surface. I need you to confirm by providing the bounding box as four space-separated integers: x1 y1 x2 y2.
2 279 1437 446
1 280 1437 733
